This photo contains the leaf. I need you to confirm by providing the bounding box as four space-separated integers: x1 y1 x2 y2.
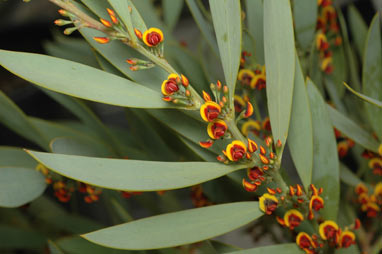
343 82 382 108
209 0 242 104
107 0 136 43
245 0 264 64
348 5 368 59
185 0 219 57
264 0 295 156
288 55 313 191
340 164 362 188
48 240 65 254
362 14 382 140
330 44 347 97
0 146 37 168
0 50 172 109
0 90 49 150
293 0 318 51
0 167 46 208
163 0 183 31
50 137 114 158
223 243 302 254
27 151 246 192
82 201 262 250
307 79 340 220
327 105 380 153
0 225 46 250
210 240 241 253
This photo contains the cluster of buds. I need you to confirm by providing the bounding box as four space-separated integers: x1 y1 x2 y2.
126 58 155 71
161 73 192 106
237 65 266 91
239 51 252 67
78 183 102 203
355 182 382 217
334 128 355 158
53 181 74 203
296 219 359 253
362 148 382 176
240 117 271 139
315 0 342 74
199 81 232 148
54 9 83 35
191 185 213 208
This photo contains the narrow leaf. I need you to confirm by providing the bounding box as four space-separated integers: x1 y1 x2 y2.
307 80 340 220
0 50 172 109
245 0 264 64
82 201 262 250
327 105 380 153
209 0 242 104
163 0 183 31
340 164 362 188
348 5 368 59
362 14 382 140
288 56 313 191
264 0 295 155
50 137 114 157
0 146 37 168
27 151 246 191
293 0 318 51
0 167 46 208
225 244 302 254
343 82 382 108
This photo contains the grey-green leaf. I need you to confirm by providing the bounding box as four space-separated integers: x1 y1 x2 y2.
0 50 171 109
288 56 313 191
225 244 302 254
27 151 246 191
362 14 382 140
293 0 318 51
348 5 367 59
0 167 46 208
209 0 242 105
307 80 340 220
246 0 264 64
264 0 295 156
327 105 380 153
82 201 262 250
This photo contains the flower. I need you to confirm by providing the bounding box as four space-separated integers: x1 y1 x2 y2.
234 95 246 112
207 119 227 139
259 193 278 215
339 231 356 248
319 220 339 241
361 202 380 217
296 232 314 253
284 209 304 230
247 167 264 181
225 140 247 161
337 140 349 158
199 140 213 148
369 157 382 176
242 178 257 192
316 33 329 51
238 69 255 86
161 74 179 96
142 28 164 47
247 138 258 153
244 102 253 118
241 119 261 136
355 182 368 195
250 74 266 90
200 101 221 122
310 195 324 211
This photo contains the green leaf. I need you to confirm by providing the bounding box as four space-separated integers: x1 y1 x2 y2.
107 0 136 43
0 50 172 109
293 0 317 51
0 167 46 208
48 240 65 254
210 240 241 253
348 5 368 59
307 79 340 220
288 55 313 191
362 14 382 140
340 164 362 188
27 151 246 191
245 0 264 64
330 44 347 97
0 90 49 150
0 225 46 250
163 0 183 31
50 137 114 157
343 82 382 108
82 201 262 250
327 105 380 153
0 146 37 168
209 0 242 104
185 0 219 57
224 244 302 254
264 0 295 155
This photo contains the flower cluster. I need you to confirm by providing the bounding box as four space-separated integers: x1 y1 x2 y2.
334 128 355 159
237 65 266 91
362 149 382 176
240 117 271 139
315 0 342 74
355 182 382 217
296 220 359 253
160 73 193 106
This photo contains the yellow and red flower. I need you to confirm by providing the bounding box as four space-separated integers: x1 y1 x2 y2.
225 140 247 161
319 220 339 241
243 102 253 118
296 232 314 253
369 157 382 176
361 202 380 217
200 101 221 122
310 195 324 212
242 178 257 192
247 167 264 181
238 69 255 86
316 33 329 51
259 193 278 215
355 182 368 195
339 231 356 248
337 140 349 158
234 95 246 112
142 28 164 47
241 119 261 136
199 140 213 148
247 138 258 153
250 74 266 90
207 119 227 139
161 74 179 96
284 209 304 230
374 182 382 204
